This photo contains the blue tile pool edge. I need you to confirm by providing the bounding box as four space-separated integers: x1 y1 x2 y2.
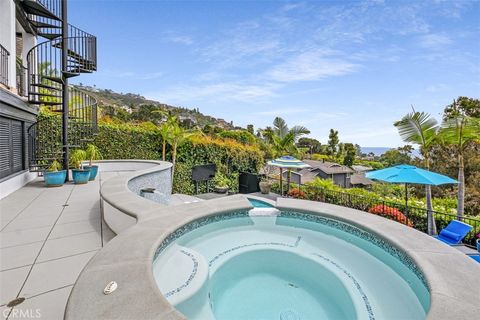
153 210 429 292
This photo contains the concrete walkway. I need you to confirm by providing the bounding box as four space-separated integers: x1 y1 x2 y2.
0 172 118 320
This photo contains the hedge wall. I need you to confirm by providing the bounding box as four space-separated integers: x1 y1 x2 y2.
92 123 263 195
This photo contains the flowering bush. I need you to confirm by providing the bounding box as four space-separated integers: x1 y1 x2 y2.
368 205 413 227
287 188 306 199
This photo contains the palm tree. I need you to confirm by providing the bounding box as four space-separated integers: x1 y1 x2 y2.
263 117 310 157
439 115 480 218
394 110 439 235
158 115 176 161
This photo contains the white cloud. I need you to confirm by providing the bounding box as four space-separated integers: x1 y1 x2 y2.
162 31 193 45
418 33 452 50
266 50 358 83
253 107 310 116
146 82 279 104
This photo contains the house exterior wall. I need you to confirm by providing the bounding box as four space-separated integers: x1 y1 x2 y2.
0 0 16 88
0 1 39 197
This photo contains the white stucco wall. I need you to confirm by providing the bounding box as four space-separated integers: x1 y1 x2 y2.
0 0 16 88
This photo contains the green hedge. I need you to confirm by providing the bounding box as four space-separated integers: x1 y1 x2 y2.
91 122 263 194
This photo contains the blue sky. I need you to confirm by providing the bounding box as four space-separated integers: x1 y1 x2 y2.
69 0 480 147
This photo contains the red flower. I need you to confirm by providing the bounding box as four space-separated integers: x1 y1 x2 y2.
368 205 413 227
287 188 306 199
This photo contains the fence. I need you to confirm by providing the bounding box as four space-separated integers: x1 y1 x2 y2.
270 179 480 246
0 44 9 87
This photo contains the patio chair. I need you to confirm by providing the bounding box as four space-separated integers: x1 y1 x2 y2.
467 254 480 263
434 220 473 245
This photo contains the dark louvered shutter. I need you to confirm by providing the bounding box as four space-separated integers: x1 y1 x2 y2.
0 116 25 179
0 118 9 178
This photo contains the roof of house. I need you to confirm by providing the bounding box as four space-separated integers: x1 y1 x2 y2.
302 160 354 174
351 165 374 172
350 173 374 186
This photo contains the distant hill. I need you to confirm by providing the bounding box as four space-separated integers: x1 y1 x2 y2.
74 84 235 129
361 147 420 157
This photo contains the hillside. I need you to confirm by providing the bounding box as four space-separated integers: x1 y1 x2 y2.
74 84 235 129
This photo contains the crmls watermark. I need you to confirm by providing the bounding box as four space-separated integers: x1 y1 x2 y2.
3 309 41 319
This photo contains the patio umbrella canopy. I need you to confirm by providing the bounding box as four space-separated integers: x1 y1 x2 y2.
366 164 458 234
267 156 310 195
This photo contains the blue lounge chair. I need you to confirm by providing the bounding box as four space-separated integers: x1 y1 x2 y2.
434 220 473 245
467 254 480 263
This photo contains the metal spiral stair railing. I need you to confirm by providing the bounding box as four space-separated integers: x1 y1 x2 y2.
21 0 98 172
27 87 98 172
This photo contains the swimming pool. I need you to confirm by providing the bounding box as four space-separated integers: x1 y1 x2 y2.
153 210 430 320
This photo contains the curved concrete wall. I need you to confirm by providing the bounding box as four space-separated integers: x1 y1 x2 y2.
97 160 173 235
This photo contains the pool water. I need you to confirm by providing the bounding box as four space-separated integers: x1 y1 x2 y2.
248 198 274 208
153 212 430 320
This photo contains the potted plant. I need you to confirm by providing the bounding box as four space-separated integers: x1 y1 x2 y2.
43 160 67 187
259 176 272 194
213 173 230 194
84 144 102 181
259 165 273 194
70 149 90 184
476 233 480 253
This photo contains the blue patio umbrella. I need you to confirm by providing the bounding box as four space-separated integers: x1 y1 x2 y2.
366 164 458 234
267 156 310 195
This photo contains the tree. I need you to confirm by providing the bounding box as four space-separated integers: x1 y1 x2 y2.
439 114 480 218
297 137 322 154
343 143 356 167
247 124 254 135
379 146 412 167
158 115 178 161
394 110 439 235
443 96 480 119
327 129 339 157
262 117 310 157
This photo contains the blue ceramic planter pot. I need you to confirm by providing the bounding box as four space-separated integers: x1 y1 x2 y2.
72 169 91 184
84 165 98 181
43 170 67 187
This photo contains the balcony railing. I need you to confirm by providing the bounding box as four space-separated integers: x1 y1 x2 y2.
0 44 9 87
16 58 28 97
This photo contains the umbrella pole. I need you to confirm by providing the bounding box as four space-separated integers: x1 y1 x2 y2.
405 183 409 220
280 168 283 196
287 169 291 193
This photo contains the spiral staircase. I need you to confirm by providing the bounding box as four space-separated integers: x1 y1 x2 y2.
21 0 97 176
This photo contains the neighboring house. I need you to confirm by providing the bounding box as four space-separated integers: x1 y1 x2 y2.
351 165 373 173
0 0 97 198
350 173 374 188
299 160 354 188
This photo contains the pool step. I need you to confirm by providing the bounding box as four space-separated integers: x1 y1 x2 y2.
153 245 209 306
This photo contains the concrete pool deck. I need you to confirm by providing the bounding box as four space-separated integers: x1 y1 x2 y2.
0 171 119 320
66 161 479 320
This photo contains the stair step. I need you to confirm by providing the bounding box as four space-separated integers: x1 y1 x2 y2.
66 67 93 74
29 100 62 106
62 71 80 78
21 0 62 21
41 76 64 85
29 20 61 29
31 83 62 91
38 32 62 40
52 42 96 66
29 92 61 98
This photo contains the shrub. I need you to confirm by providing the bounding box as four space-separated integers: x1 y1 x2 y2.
287 188 306 199
368 204 413 227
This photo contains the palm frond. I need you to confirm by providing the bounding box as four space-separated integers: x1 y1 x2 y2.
289 125 310 140
394 111 438 148
273 117 289 138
